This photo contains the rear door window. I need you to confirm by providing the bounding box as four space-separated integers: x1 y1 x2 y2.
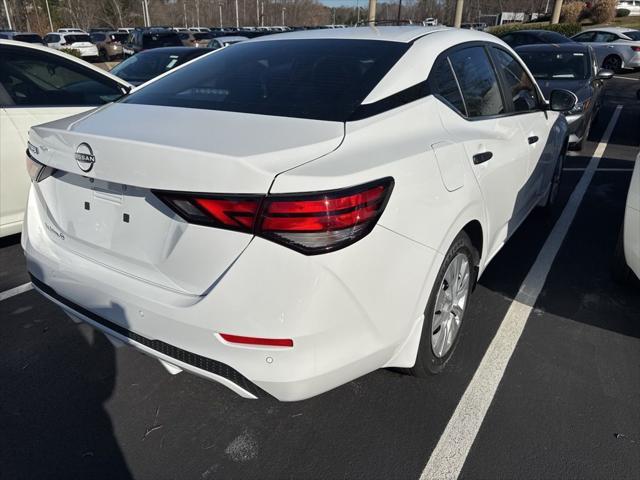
573 32 595 42
448 46 505 118
142 33 182 48
429 57 466 116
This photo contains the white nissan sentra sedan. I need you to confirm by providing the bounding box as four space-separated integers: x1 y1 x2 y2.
23 27 575 401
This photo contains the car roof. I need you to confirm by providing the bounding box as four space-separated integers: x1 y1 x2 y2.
0 39 131 88
508 29 566 36
250 25 450 43
580 26 638 34
515 43 590 53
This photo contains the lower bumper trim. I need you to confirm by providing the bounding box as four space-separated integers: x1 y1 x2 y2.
29 273 271 399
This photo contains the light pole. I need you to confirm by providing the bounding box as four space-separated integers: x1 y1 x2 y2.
454 0 463 28
45 0 54 31
281 6 285 25
356 0 360 25
367 0 375 26
196 0 200 28
219 2 223 28
551 0 563 24
2 0 11 30
235 0 239 28
260 1 264 27
184 1 188 28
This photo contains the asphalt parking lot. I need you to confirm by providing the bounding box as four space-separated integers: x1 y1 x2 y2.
1 71 639 480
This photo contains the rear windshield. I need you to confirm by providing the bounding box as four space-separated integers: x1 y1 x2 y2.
111 51 206 82
123 39 409 122
519 51 590 80
13 34 44 43
142 32 182 48
110 33 129 42
65 34 91 43
193 33 213 40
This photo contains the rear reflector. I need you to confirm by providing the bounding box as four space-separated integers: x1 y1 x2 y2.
155 177 394 254
219 333 293 347
632 46 640 52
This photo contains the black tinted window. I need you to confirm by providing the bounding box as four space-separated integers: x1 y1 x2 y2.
14 34 44 44
124 39 409 122
111 51 207 83
0 46 123 107
64 34 91 43
142 32 182 48
429 57 465 115
91 33 106 41
573 32 595 42
518 50 590 80
193 33 213 40
448 46 504 118
491 48 539 112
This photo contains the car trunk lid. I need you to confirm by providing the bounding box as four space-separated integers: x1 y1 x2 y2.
29 103 344 295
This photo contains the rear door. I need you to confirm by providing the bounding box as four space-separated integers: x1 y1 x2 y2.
434 44 530 260
0 44 128 236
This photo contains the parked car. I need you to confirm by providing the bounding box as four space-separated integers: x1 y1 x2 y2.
571 27 640 72
110 47 211 86
122 28 183 56
499 29 573 48
207 35 248 49
117 27 135 34
23 27 575 401
0 39 131 238
516 43 612 149
43 32 99 60
616 0 640 16
90 31 128 61
177 31 213 47
0 31 45 44
613 152 640 282
189 27 211 33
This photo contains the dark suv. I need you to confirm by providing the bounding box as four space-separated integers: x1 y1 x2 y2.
122 28 182 57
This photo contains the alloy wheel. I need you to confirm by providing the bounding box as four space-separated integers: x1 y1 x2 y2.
431 253 470 358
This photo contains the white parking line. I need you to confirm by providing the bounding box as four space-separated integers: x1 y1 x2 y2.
420 105 623 480
0 282 33 302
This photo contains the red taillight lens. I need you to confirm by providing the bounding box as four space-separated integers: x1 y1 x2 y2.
632 46 640 52
159 194 262 232
155 177 394 254
26 149 55 182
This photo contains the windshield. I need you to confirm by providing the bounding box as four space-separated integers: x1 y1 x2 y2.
519 51 590 80
142 32 182 48
624 31 640 41
111 51 202 83
65 34 91 43
123 39 409 122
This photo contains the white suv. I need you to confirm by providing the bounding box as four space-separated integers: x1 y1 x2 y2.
24 27 575 401
43 32 99 59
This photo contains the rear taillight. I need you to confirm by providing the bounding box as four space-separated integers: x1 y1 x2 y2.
632 46 640 52
26 148 55 182
155 178 394 255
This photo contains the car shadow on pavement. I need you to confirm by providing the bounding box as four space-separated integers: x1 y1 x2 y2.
0 295 133 480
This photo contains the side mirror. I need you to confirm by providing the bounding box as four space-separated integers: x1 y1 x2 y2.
596 68 614 80
548 89 578 112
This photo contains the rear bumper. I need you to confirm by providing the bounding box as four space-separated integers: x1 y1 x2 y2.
23 185 439 401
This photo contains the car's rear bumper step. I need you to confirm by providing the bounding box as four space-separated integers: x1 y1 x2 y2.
29 273 272 399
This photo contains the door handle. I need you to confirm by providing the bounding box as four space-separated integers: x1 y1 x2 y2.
528 136 539 144
472 151 493 164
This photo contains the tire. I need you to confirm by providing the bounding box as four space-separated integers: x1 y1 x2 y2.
603 55 622 73
540 146 564 213
99 49 110 62
612 224 633 283
410 232 478 377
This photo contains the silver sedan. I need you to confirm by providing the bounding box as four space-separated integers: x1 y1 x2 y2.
572 27 640 72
